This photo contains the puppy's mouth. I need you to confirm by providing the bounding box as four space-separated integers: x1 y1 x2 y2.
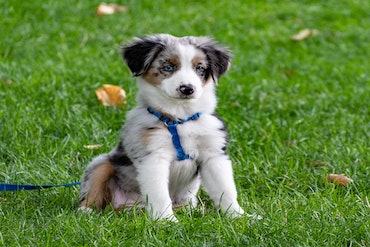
178 94 196 99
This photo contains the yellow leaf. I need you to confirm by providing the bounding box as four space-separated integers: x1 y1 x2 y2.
326 173 353 186
83 144 103 150
96 3 128 16
291 29 319 41
306 160 328 167
95 84 127 108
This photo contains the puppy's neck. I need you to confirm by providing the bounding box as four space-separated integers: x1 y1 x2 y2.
136 79 217 119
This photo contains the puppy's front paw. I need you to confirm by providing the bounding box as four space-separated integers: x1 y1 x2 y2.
157 210 179 222
245 213 263 220
161 214 178 223
227 207 263 220
150 211 178 222
226 206 245 218
148 205 178 222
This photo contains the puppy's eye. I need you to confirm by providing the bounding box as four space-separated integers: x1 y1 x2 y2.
162 65 175 72
195 65 206 74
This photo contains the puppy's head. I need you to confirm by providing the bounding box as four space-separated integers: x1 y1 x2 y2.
122 34 231 100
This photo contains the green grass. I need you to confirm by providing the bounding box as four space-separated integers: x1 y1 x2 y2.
1 0 369 246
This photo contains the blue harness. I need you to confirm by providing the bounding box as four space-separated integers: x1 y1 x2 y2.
147 107 202 160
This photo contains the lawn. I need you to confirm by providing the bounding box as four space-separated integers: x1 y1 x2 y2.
1 0 369 246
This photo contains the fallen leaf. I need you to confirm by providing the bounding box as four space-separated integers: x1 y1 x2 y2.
291 29 319 41
95 84 127 108
306 160 328 167
230 102 241 107
284 140 296 147
326 173 353 186
282 69 296 78
96 3 128 16
83 144 103 150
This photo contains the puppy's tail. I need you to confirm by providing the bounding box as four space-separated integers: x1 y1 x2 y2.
79 154 115 210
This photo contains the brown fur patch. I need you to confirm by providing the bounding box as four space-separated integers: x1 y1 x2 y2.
142 67 163 85
142 52 181 86
168 55 180 68
204 76 214 85
141 127 164 145
192 55 207 68
192 51 209 85
79 161 115 210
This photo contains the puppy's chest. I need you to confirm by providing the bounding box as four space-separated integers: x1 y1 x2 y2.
152 122 207 144
128 113 227 161
176 123 212 146
158 117 226 158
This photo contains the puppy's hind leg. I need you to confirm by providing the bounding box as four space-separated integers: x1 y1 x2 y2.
79 154 115 211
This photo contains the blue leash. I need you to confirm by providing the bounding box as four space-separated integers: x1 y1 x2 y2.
1 107 201 190
0 182 81 191
147 107 202 160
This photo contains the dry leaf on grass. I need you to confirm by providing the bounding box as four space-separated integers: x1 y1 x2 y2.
96 3 128 16
284 140 296 147
326 173 353 186
83 144 103 150
95 84 127 108
306 160 328 167
291 29 319 41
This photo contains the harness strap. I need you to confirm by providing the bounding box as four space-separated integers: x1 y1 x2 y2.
147 107 202 160
167 123 190 160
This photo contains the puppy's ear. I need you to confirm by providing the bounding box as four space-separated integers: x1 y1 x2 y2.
122 37 165 76
195 37 231 82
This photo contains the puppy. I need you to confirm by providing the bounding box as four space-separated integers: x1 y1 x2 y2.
79 34 245 221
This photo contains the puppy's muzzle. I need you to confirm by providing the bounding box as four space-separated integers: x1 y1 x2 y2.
179 84 195 96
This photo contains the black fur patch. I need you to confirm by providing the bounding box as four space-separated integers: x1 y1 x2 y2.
109 153 133 167
212 113 229 153
195 160 202 178
109 142 133 166
122 38 165 76
194 39 231 82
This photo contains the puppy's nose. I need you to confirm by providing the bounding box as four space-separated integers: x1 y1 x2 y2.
179 84 195 95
